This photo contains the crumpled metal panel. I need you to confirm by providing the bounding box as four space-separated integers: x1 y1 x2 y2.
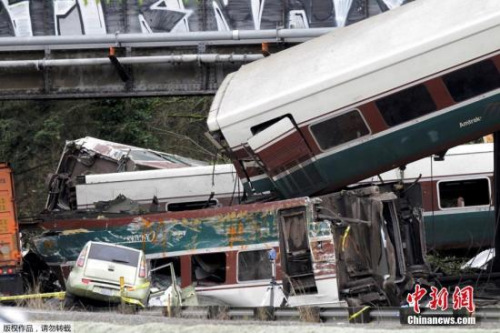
32 197 314 265
46 137 207 211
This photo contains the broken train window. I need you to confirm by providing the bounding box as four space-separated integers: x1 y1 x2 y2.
191 252 226 285
238 250 273 282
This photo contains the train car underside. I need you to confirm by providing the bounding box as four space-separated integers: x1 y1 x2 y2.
280 185 431 307
326 186 430 306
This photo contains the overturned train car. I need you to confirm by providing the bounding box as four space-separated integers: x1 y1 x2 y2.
46 137 208 211
31 187 429 307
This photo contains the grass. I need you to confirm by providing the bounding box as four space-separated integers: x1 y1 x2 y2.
14 283 64 310
426 253 476 276
298 306 321 322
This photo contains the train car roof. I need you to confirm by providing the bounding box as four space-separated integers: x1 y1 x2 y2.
81 164 236 184
208 0 500 134
360 143 493 183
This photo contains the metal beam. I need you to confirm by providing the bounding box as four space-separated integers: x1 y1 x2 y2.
0 54 264 69
0 29 334 51
0 43 264 99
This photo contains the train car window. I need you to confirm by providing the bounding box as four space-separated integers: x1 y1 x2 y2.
376 84 437 127
191 252 226 285
251 115 290 135
167 200 218 211
443 59 500 103
237 250 272 282
438 178 490 209
310 110 369 150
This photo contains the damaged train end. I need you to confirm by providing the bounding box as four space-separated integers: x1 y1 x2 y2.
279 185 430 307
46 137 207 212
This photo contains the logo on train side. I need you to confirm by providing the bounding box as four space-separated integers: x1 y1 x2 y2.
459 116 482 128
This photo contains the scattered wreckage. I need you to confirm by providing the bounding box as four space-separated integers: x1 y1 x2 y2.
30 197 335 307
12 139 431 309
11 0 500 312
44 137 241 213
46 137 219 212
28 184 429 309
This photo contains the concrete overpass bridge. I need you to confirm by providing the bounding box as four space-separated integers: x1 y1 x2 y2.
0 0 407 99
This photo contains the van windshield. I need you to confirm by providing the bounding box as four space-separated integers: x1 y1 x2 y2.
88 243 140 267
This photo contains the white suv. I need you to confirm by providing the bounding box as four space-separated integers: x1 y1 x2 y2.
65 241 150 307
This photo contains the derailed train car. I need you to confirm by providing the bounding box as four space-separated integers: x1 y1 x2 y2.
45 137 242 213
46 137 207 211
75 164 241 212
30 188 428 307
206 0 500 200
31 197 337 307
360 143 495 250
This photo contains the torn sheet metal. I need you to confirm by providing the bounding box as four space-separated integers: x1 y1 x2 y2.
320 185 430 306
46 137 207 211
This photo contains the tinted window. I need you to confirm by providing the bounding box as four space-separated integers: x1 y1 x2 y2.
310 110 369 150
376 84 437 127
88 243 140 267
238 250 273 281
443 60 500 103
438 178 490 209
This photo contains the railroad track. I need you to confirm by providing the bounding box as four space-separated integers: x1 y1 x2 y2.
14 305 500 326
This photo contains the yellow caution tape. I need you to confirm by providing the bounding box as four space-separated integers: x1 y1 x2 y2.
1 290 144 309
0 291 66 302
348 305 370 321
126 281 150 292
341 226 351 251
119 276 146 308
120 295 145 308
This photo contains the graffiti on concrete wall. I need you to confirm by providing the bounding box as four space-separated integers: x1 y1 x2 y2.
54 0 106 35
138 0 193 33
1 0 32 36
0 0 409 37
